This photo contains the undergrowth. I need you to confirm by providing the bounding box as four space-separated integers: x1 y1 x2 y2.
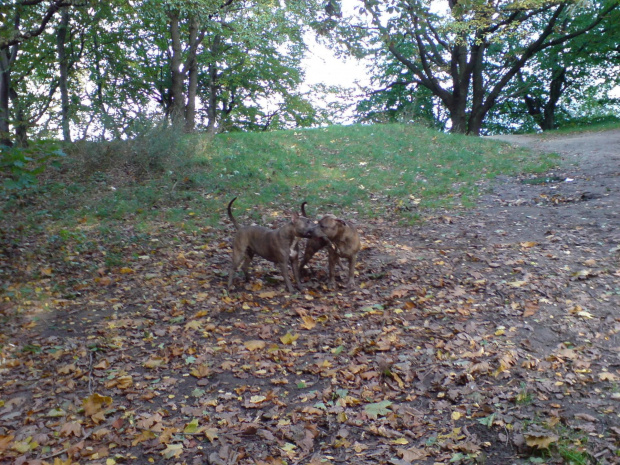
1 123 557 232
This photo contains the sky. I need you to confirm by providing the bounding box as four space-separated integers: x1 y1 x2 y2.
302 39 369 89
301 0 370 90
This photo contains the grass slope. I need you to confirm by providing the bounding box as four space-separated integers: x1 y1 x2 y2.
3 123 556 231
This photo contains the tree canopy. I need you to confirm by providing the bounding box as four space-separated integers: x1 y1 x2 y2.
0 0 619 145
329 0 620 135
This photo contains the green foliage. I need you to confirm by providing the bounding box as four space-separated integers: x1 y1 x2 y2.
2 123 556 230
330 0 620 135
486 4 620 134
0 142 66 192
67 121 192 181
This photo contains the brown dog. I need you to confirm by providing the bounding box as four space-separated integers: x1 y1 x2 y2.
299 202 361 289
227 197 314 293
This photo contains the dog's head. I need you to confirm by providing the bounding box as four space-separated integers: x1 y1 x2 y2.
291 212 316 238
314 214 347 241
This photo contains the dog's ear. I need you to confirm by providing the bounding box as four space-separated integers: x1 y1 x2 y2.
336 218 347 226
291 211 299 221
300 202 308 217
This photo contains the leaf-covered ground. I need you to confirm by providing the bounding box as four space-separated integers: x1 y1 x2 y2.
1 130 619 464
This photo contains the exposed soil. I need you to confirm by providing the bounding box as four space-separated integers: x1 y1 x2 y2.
1 129 619 465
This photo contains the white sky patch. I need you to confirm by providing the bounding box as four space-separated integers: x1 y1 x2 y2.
302 37 369 88
302 0 370 89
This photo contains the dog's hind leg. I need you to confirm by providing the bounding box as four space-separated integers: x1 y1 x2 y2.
241 251 253 282
228 252 245 290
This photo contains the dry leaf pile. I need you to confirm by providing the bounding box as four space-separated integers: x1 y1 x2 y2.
2 134 620 464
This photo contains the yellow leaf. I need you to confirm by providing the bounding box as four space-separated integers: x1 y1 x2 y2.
300 315 316 330
205 428 219 442
250 395 267 404
244 340 266 351
144 357 166 369
106 375 133 389
12 440 31 453
54 459 72 465
161 443 184 459
280 333 299 345
183 419 200 434
451 411 462 421
82 393 112 416
507 280 527 288
120 267 134 274
520 241 537 248
525 433 558 449
259 291 277 299
185 320 202 331
190 364 212 379
392 372 405 389
132 430 156 446
392 437 409 445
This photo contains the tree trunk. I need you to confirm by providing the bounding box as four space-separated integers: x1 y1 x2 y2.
11 90 29 147
168 11 186 126
206 35 221 135
467 113 484 136
447 95 468 134
541 67 566 131
184 16 199 133
0 48 13 147
57 7 71 142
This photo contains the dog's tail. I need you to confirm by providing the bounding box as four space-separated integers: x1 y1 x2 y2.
227 197 239 230
300 201 308 217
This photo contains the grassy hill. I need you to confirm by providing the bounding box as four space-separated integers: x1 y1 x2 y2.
2 123 556 230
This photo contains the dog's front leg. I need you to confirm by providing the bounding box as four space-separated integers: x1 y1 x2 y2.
290 254 303 290
346 254 357 289
279 261 295 293
327 248 338 289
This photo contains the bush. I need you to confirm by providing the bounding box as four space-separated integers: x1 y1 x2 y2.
0 141 66 193
67 121 198 184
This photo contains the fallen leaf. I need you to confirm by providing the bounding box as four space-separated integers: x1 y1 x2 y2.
60 421 83 438
83 393 112 417
525 432 558 449
280 332 299 345
364 400 392 419
161 443 183 459
299 315 316 330
190 364 212 379
244 340 266 351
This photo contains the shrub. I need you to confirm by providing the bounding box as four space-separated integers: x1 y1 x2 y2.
67 121 197 185
0 141 66 193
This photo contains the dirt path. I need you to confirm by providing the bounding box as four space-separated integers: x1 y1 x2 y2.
1 130 619 465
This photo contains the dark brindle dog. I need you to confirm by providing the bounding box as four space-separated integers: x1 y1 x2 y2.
227 197 314 293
